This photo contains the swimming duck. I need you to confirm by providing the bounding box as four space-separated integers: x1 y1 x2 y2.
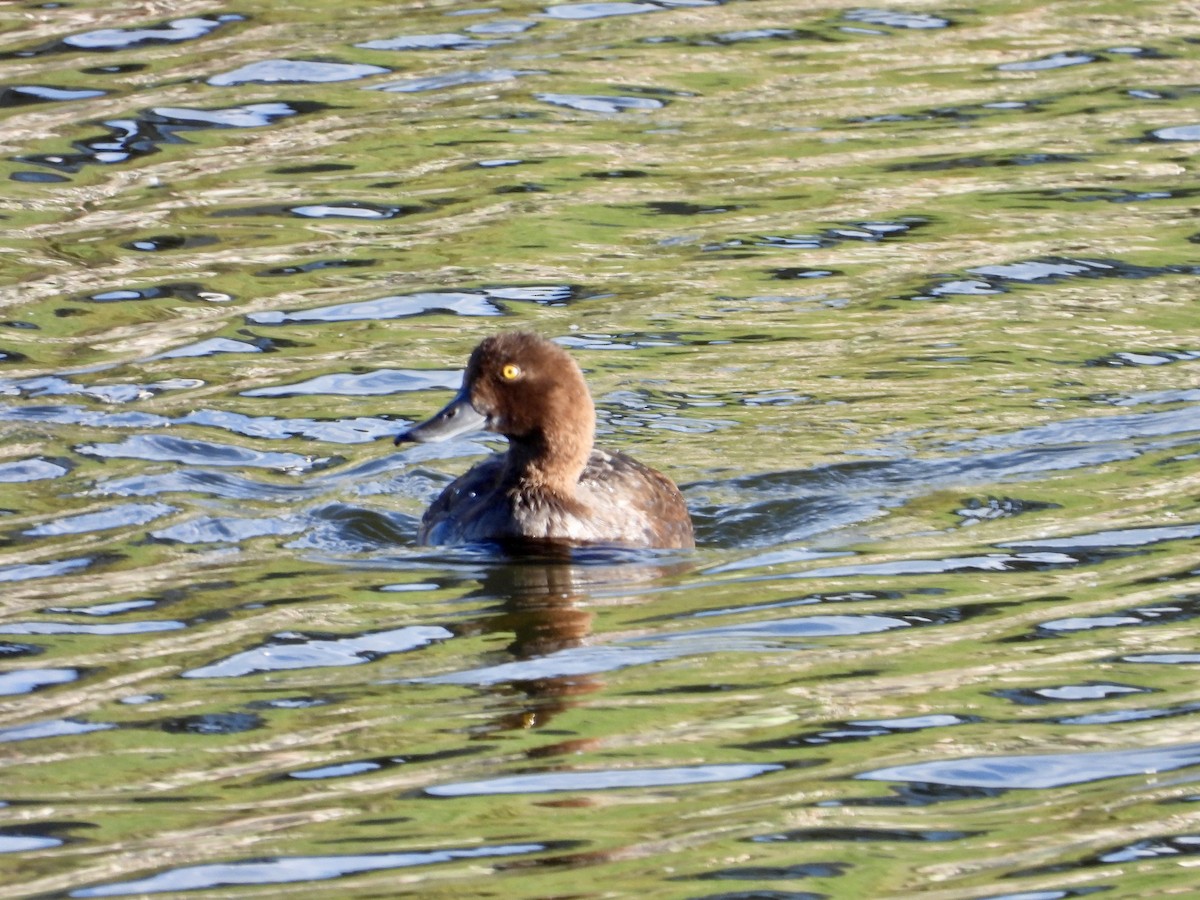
395 331 694 550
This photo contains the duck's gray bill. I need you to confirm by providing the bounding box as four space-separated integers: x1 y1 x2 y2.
395 388 487 445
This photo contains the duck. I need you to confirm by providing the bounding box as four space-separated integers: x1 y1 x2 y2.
395 331 694 550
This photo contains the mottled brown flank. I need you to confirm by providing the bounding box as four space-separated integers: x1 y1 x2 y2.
418 332 694 549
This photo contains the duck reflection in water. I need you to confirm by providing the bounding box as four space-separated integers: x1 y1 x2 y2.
454 552 691 738
395 331 694 551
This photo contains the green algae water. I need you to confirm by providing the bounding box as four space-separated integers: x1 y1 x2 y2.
2 1 1200 897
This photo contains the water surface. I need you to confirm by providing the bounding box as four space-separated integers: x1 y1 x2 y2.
2 1 1200 898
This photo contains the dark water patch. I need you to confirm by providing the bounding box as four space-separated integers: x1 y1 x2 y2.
712 218 928 253
427 762 782 797
0 556 94 583
0 641 43 659
1 375 202 404
841 8 951 30
1092 387 1200 407
1010 832 1200 879
741 713 978 751
182 625 452 678
0 619 184 636
535 92 666 113
1000 521 1200 554
287 746 482 781
844 97 1052 125
791 551 1079 580
685 861 847 881
751 826 976 844
648 200 742 216
299 503 416 550
120 234 220 252
771 267 842 280
1009 186 1195 204
78 435 332 472
0 404 172 430
4 14 244 57
0 347 27 362
80 63 147 75
494 182 548 194
690 28 817 46
0 85 106 107
355 33 505 51
9 170 70 183
1048 701 1200 727
22 502 176 537
248 284 581 325
256 258 375 276
991 682 1152 705
466 20 538 35
823 219 927 242
978 890 1108 900
1107 45 1168 59
1087 349 1200 367
121 694 163 705
45 598 158 616
245 696 331 710
15 102 326 173
371 68 542 93
147 337 267 360
558 333 686 351
542 2 717 21
241 368 460 398
157 712 264 735
888 152 1084 173
997 52 1100 72
0 824 74 853
0 717 115 744
1019 597 1200 641
273 163 356 177
246 287 505 321
178 409 396 444
84 282 229 303
957 496 1061 525
909 255 1196 300
68 843 561 898
287 202 421 220
0 667 78 695
209 59 389 86
1123 653 1200 665
150 514 305 545
289 760 384 780
859 741 1200 790
584 168 650 178
96 469 317 501
1146 123 1200 141
683 590 903 621
0 457 71 483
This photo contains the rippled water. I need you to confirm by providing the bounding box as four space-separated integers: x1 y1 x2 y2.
2 1 1200 897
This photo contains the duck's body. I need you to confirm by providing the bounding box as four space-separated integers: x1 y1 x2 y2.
396 331 694 550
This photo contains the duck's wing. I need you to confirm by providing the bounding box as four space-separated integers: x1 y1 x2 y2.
418 455 509 545
578 449 695 549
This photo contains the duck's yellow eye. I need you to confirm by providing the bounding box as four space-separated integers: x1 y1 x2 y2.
500 363 522 381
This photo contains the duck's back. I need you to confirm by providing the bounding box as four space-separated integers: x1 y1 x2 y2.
418 447 694 549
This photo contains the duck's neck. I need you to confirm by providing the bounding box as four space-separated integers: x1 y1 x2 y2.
505 420 594 497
